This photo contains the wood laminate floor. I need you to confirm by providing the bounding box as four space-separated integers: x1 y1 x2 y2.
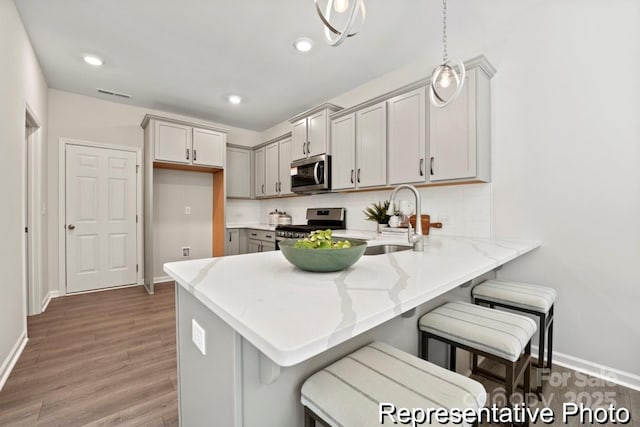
0 283 178 427
1 283 639 426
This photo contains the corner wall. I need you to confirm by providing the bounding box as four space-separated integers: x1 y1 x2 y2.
0 0 49 388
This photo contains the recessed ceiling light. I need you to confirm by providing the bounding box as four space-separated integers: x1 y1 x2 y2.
83 55 104 66
294 37 314 53
228 95 242 105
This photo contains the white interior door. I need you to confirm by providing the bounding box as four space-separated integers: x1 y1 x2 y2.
66 145 137 293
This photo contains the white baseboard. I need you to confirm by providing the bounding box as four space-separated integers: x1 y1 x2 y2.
533 345 640 392
41 290 61 312
0 330 28 392
154 275 172 284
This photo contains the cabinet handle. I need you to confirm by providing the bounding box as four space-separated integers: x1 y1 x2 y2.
251 233 258 237
193 149 197 162
357 168 361 183
430 157 435 176
278 181 281 192
259 242 263 252
419 158 424 177
186 148 190 160
303 143 306 155
229 232 232 242
350 169 354 184
306 141 311 155
266 235 272 239
262 184 265 194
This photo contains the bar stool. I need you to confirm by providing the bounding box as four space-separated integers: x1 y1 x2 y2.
301 341 486 427
418 301 536 421
472 279 556 393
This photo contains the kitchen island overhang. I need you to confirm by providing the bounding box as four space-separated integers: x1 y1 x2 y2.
165 235 540 427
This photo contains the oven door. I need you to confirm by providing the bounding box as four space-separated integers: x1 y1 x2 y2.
291 154 330 193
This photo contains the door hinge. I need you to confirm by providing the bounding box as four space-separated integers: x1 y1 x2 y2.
25 227 28 233
136 264 139 272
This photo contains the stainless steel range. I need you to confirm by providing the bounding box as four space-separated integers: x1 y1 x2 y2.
275 208 346 248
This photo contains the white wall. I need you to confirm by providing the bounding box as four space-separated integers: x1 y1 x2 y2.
0 0 48 386
47 90 261 293
255 0 640 380
153 169 213 280
483 1 640 378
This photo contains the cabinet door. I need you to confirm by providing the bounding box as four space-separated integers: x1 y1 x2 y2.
226 147 251 198
278 138 293 195
154 121 191 164
291 118 308 161
307 110 327 157
247 239 261 253
261 241 276 252
264 142 280 197
193 128 225 167
331 113 356 190
226 229 240 256
254 147 266 198
356 102 387 188
429 70 477 181
387 87 427 184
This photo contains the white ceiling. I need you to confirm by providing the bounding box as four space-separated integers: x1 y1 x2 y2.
16 0 541 131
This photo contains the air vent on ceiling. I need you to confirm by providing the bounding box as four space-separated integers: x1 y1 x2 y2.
97 88 132 99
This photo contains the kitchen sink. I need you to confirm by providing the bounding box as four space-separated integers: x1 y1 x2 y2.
363 244 413 256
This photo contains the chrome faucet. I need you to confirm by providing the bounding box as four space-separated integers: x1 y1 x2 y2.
387 184 424 251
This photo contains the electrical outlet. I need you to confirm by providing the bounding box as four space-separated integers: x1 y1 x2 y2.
185 206 191 215
182 247 190 257
191 319 206 355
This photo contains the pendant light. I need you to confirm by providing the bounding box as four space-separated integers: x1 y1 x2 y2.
429 0 465 108
314 0 366 46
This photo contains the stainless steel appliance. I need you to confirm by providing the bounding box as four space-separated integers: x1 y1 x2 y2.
275 208 346 249
290 154 331 194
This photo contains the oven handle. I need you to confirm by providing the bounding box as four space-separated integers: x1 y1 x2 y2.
313 162 321 185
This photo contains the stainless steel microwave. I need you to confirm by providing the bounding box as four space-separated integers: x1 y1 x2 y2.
291 154 331 194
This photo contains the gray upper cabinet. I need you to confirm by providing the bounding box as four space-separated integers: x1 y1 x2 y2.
429 65 492 182
263 136 293 197
254 147 266 198
154 121 192 164
192 128 225 168
145 116 226 168
289 104 342 162
387 87 427 185
331 102 387 190
226 146 251 198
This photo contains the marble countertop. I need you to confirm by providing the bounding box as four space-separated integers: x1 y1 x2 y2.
164 235 540 367
226 223 275 231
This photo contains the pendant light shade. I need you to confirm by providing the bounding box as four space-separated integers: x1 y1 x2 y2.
429 0 465 108
314 0 366 46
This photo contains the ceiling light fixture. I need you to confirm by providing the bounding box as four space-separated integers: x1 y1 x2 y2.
228 95 242 105
314 0 366 47
294 37 314 53
83 55 104 67
429 0 465 108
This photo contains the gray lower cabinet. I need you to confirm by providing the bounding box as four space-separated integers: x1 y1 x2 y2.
226 229 240 256
245 229 275 254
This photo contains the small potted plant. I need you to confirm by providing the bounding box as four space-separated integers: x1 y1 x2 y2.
363 200 398 233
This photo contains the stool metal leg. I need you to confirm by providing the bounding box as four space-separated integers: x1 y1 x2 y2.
547 307 554 369
449 345 457 372
303 407 317 427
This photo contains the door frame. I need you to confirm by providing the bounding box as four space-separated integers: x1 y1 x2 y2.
24 103 41 316
58 138 143 295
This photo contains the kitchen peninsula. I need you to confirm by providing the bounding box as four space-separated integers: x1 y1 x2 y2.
164 235 540 426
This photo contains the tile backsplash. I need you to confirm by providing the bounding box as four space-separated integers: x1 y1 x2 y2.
229 183 492 238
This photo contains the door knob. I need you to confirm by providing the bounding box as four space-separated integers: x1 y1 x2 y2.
68 224 75 230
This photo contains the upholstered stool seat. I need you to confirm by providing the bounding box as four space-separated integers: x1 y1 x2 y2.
472 279 556 392
301 341 487 427
419 301 536 425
